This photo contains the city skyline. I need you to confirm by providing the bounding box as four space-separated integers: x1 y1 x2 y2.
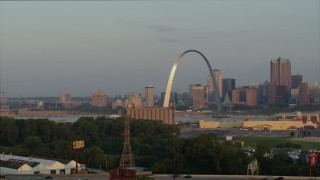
0 0 319 97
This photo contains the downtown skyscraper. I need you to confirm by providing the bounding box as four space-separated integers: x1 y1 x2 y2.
270 57 291 104
145 85 154 107
270 57 291 90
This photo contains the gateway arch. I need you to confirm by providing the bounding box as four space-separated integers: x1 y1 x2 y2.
163 50 222 112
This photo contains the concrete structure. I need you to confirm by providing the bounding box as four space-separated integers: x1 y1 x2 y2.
266 82 277 104
298 83 310 105
91 91 108 107
255 83 268 105
126 107 174 124
192 85 208 110
222 78 235 101
0 154 85 175
291 74 302 89
290 88 299 104
0 109 16 116
145 85 154 107
270 57 291 104
309 82 320 104
60 92 71 104
275 112 319 124
243 112 319 131
199 112 319 131
246 89 257 106
208 70 223 98
231 88 257 106
270 57 291 90
163 50 222 112
128 94 142 108
276 85 289 103
188 84 200 105
242 120 316 131
199 120 243 128
112 99 124 109
214 70 223 97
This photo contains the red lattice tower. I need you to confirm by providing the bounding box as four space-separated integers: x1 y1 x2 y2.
120 116 135 168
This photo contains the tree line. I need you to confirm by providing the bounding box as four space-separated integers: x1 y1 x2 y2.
0 117 317 175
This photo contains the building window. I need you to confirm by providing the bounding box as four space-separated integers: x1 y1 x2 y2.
51 170 56 174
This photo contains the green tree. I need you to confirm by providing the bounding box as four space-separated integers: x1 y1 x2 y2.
0 117 19 146
290 131 295 138
81 146 107 169
55 140 73 159
24 136 46 155
254 140 271 161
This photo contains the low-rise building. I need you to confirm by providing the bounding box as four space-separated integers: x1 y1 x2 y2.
199 120 243 128
275 111 319 124
0 154 85 175
242 120 309 131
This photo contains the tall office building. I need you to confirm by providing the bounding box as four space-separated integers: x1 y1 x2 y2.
270 57 291 89
309 82 320 104
91 91 108 107
188 84 201 105
231 90 241 105
270 57 291 103
222 78 235 100
192 85 208 109
290 88 299 104
207 70 223 97
231 88 256 106
246 89 257 106
145 85 154 107
298 83 310 105
60 92 71 104
266 82 276 104
291 74 303 89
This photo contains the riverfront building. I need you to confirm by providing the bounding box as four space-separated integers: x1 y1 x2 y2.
231 88 257 106
91 91 108 107
60 92 71 104
126 107 174 124
192 85 208 110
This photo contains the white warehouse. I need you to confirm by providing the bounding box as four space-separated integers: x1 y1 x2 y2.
0 154 85 175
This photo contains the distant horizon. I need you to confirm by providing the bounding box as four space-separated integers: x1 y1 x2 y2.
1 0 319 97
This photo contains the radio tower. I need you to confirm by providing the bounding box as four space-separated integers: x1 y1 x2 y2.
119 115 135 168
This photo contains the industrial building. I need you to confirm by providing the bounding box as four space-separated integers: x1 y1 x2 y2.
0 154 85 175
126 107 174 124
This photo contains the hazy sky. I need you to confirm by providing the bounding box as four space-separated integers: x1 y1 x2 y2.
0 0 319 97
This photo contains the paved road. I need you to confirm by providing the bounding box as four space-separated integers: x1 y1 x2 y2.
4 174 109 180
154 174 320 180
5 174 320 180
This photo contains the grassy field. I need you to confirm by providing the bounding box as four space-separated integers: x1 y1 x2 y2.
233 136 320 150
